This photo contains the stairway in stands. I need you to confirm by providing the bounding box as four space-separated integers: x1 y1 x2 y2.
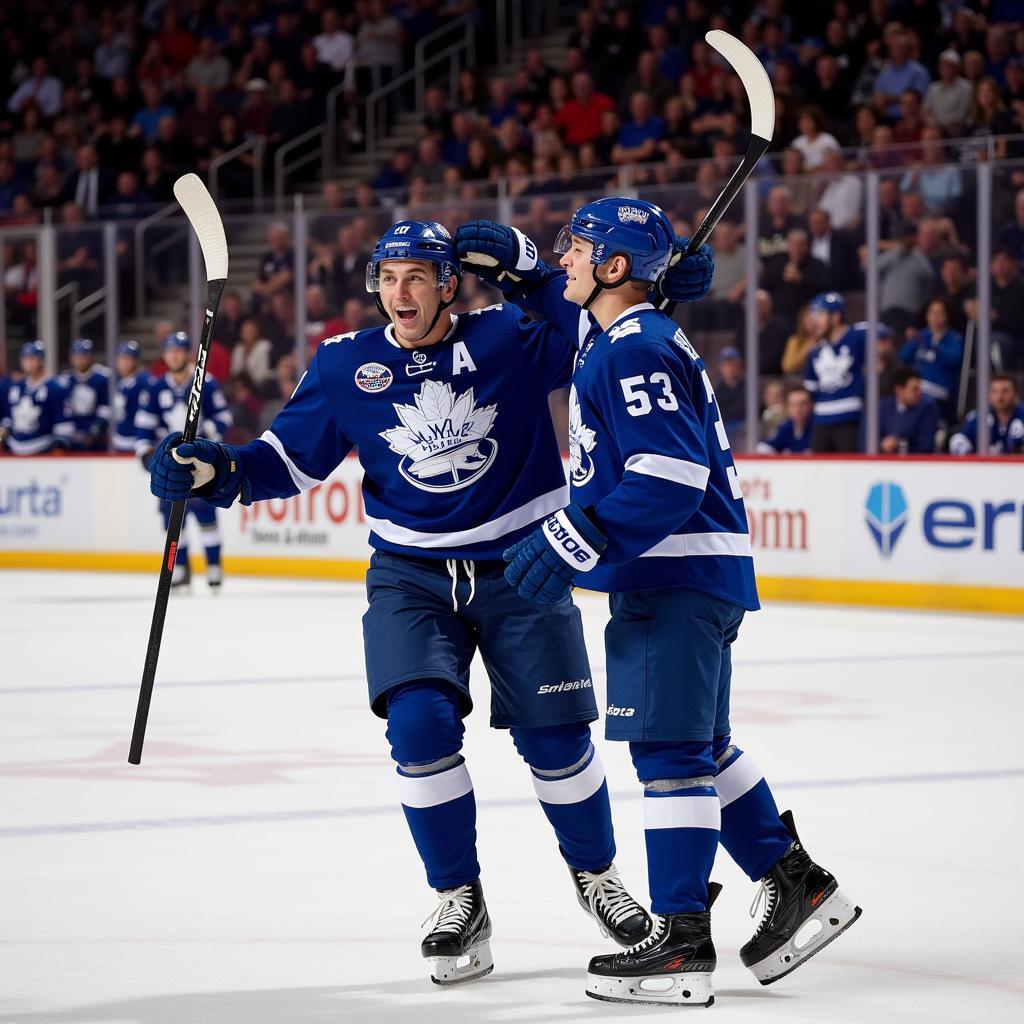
122 31 570 355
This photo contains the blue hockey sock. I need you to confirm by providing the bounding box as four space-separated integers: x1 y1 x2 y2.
512 723 615 872
715 744 793 881
397 758 480 890
632 741 720 914
201 533 222 568
643 784 720 913
387 681 479 890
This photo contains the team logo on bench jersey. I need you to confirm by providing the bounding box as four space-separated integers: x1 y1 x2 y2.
568 385 597 485
355 362 394 393
380 379 498 492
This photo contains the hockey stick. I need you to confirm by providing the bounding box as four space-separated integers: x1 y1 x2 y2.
128 174 228 765
658 31 774 310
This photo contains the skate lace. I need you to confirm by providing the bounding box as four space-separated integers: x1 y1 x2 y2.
421 885 474 935
627 913 666 953
749 876 777 937
576 866 641 936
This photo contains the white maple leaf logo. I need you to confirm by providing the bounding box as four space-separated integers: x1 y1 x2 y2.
380 380 499 492
812 344 854 393
568 385 597 485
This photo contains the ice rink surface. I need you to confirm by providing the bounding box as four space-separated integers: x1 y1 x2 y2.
1 569 1022 1024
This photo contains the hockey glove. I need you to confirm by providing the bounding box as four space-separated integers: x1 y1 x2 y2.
148 431 251 506
455 220 541 290
503 504 608 604
652 235 715 311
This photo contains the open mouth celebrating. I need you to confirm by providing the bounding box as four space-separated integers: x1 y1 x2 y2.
394 306 418 324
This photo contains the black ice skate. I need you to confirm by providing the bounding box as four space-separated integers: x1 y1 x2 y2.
420 878 493 986
570 863 652 947
740 810 862 985
585 882 721 1007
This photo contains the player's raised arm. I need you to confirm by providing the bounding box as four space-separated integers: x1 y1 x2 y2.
455 220 586 344
456 219 715 347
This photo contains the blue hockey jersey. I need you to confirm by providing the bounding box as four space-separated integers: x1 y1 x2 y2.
899 329 963 404
135 371 232 452
756 417 813 454
230 306 575 560
949 403 1024 455
512 273 758 608
1 376 74 454
804 324 866 425
59 364 113 449
113 372 152 452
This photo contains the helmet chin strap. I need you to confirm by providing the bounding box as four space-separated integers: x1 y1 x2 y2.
581 259 632 311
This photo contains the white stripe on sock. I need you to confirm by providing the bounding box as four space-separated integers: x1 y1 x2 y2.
531 749 605 805
397 761 473 809
644 793 721 831
715 751 764 808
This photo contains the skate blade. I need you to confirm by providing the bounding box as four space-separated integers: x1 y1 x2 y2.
429 940 494 986
586 970 714 1007
750 889 862 985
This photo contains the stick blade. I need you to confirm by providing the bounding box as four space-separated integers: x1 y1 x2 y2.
173 173 228 281
705 30 775 143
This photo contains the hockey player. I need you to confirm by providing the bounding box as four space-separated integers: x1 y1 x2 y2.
0 341 74 454
456 203 860 1007
136 331 231 591
61 337 113 451
803 292 862 453
143 221 676 987
803 293 893 454
949 373 1024 454
112 340 150 453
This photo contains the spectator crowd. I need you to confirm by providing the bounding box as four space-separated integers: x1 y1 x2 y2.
5 0 1024 455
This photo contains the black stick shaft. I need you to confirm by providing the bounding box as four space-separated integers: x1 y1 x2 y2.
684 135 770 257
128 277 226 764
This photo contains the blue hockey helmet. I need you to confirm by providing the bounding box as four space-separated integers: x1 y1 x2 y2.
366 220 461 338
20 340 45 360
70 337 95 356
809 291 846 318
554 197 676 287
118 339 141 358
366 220 460 294
162 330 191 351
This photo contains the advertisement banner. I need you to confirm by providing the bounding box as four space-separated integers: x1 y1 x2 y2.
2 454 1022 613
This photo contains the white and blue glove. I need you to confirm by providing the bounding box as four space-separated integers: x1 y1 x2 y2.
455 220 543 290
147 431 251 507
503 504 608 604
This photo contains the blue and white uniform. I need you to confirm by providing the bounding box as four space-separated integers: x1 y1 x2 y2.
804 323 867 425
493 198 793 922
135 372 232 448
137 367 232 579
1 376 74 454
950 403 1024 454
191 223 630 904
60 365 113 451
237 308 573 560
756 416 813 454
114 371 151 452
